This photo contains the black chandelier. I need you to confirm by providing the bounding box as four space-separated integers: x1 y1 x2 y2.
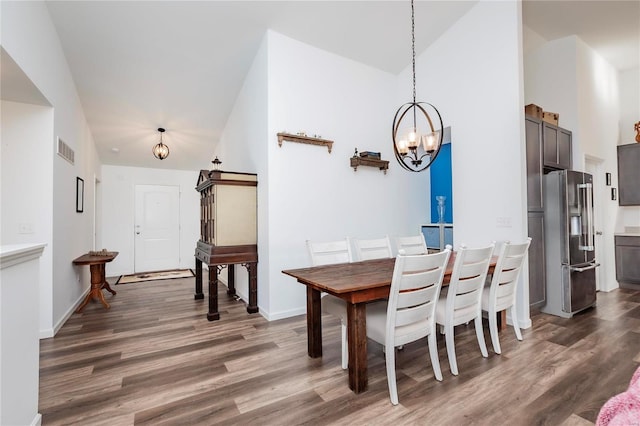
392 0 444 172
152 127 170 160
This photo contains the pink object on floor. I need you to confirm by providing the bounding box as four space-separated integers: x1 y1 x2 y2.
596 365 640 426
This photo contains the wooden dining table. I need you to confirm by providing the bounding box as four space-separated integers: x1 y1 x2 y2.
282 253 499 394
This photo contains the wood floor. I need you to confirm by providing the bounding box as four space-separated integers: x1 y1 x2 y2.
39 277 640 425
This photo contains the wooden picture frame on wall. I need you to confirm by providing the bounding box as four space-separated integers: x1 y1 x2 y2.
76 177 84 213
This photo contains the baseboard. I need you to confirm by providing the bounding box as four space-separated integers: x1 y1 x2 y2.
31 412 42 426
39 328 55 339
516 316 533 329
41 287 90 339
618 281 640 290
266 306 306 321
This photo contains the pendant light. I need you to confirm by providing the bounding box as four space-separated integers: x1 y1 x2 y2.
152 128 170 160
392 0 444 172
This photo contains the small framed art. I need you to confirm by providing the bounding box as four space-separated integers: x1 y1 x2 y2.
76 177 84 213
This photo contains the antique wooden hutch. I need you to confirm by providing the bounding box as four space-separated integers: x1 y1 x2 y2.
194 169 258 320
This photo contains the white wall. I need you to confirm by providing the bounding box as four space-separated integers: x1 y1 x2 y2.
0 244 46 426
576 39 621 292
266 31 418 319
619 67 640 145
617 67 640 230
407 2 530 323
524 35 622 292
223 30 428 320
1 2 102 336
101 165 200 276
215 35 269 311
1 101 54 335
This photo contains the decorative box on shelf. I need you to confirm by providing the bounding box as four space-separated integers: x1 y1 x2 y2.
350 148 389 174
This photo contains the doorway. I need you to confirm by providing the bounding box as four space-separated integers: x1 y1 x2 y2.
134 184 180 273
93 175 101 250
585 157 605 291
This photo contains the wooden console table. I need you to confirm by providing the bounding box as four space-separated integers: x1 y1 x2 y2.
73 251 118 312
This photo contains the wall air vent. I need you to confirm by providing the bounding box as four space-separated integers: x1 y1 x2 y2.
57 137 75 165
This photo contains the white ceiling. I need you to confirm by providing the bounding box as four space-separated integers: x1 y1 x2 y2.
25 1 640 171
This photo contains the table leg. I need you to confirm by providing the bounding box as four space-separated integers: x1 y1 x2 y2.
498 310 506 331
194 258 204 300
306 287 322 358
347 302 368 393
227 264 236 296
207 266 220 321
102 265 117 295
246 262 258 314
76 263 110 313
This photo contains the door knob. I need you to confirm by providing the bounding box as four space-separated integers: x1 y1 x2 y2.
596 231 603 235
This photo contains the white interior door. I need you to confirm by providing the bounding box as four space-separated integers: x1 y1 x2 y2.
585 157 604 291
134 184 180 273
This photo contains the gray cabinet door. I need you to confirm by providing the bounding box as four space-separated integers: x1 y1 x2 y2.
528 212 546 308
618 144 640 205
542 122 572 170
543 123 558 167
526 116 544 211
615 236 640 284
557 128 572 169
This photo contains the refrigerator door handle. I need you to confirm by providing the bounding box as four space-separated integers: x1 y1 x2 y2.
577 183 595 251
570 262 600 273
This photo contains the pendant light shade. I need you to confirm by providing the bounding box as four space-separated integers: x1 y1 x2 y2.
153 127 170 160
392 0 444 172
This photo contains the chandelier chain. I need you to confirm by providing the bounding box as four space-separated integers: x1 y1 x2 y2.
411 0 416 104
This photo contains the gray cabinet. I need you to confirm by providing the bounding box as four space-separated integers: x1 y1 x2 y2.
528 212 546 308
617 144 640 206
525 116 544 211
543 122 572 170
525 115 573 308
615 235 640 287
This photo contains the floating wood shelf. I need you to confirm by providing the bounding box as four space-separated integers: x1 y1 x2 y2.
350 156 389 174
277 133 333 153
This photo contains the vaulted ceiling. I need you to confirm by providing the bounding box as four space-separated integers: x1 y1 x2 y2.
33 1 640 171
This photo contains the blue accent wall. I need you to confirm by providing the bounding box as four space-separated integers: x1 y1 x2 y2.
430 143 453 223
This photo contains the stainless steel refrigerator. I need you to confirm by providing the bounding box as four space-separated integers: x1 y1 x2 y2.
541 170 600 318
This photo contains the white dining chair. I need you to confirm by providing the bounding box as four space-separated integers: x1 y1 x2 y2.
435 243 495 376
306 238 352 369
307 238 353 266
395 234 428 255
366 249 451 405
481 238 531 354
353 236 393 261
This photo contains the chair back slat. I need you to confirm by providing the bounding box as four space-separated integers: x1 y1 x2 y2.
307 239 353 266
487 238 532 313
445 243 495 324
386 250 451 346
395 234 428 255
354 236 393 261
